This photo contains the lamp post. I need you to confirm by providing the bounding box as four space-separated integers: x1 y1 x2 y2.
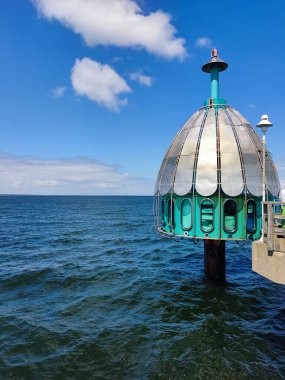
256 114 273 240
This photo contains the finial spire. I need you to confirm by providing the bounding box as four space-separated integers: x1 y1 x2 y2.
211 48 218 59
202 49 228 99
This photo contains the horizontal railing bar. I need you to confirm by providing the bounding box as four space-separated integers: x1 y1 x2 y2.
263 201 285 205
274 228 285 234
273 214 285 220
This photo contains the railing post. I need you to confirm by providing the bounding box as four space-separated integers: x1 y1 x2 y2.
267 202 273 252
262 202 267 242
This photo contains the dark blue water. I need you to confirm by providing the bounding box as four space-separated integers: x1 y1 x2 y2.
0 196 284 379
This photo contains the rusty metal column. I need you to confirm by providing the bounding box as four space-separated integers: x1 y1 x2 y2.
204 240 226 281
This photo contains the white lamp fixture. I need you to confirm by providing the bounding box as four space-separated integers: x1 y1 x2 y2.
256 114 273 240
256 114 273 133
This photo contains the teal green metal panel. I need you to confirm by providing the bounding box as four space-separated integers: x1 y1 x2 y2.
161 193 262 241
250 198 262 240
236 198 246 239
174 196 180 235
162 198 168 232
173 197 183 236
203 97 227 107
176 196 195 238
162 195 170 233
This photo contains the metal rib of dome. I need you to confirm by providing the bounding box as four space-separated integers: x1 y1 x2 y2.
155 106 280 197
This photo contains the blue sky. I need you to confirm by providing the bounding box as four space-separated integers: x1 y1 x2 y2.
0 0 284 195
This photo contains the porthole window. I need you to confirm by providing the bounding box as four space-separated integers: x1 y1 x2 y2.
224 199 237 233
201 199 214 232
181 199 192 230
246 200 256 233
168 199 175 228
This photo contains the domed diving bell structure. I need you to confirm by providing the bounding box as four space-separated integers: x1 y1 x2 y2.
154 49 280 280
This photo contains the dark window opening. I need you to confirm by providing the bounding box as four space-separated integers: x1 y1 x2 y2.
224 199 237 233
246 200 256 233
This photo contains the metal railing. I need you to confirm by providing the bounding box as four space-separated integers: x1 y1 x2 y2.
263 201 285 252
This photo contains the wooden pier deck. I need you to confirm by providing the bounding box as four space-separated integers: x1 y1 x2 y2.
252 201 285 285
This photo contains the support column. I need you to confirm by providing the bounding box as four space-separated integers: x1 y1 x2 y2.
204 239 226 281
211 66 219 99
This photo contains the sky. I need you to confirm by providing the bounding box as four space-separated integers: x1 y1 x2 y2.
0 0 284 195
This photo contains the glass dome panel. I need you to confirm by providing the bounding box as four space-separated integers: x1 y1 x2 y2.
156 110 200 195
231 108 251 125
245 125 280 197
174 109 206 195
219 109 244 196
195 108 218 196
226 108 262 196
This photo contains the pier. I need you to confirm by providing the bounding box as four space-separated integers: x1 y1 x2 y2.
252 201 285 284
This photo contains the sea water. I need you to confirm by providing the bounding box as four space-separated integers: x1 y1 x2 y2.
0 196 284 379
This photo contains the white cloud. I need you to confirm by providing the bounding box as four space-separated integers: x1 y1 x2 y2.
71 58 131 111
111 56 124 64
249 103 257 109
195 37 212 49
52 86 66 97
0 152 154 195
130 72 153 87
32 0 186 59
